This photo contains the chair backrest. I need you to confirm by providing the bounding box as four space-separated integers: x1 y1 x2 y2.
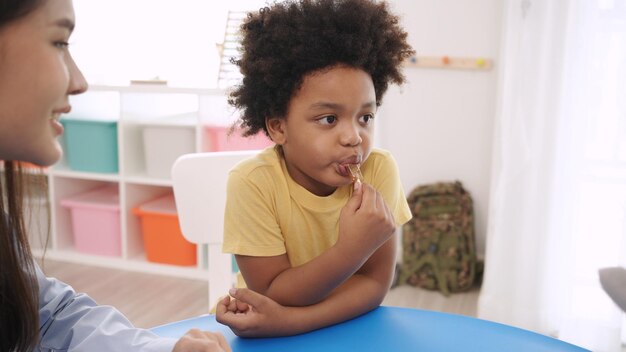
171 150 257 244
171 150 257 306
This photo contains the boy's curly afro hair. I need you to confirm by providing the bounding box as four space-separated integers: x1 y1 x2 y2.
230 0 415 136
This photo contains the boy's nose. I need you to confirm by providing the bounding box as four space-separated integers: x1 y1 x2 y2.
339 121 362 146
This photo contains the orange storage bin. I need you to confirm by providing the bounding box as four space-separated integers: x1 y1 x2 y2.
133 194 196 266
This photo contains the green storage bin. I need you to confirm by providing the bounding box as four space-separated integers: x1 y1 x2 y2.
61 118 119 173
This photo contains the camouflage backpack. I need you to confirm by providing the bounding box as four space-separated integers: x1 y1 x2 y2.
396 181 477 296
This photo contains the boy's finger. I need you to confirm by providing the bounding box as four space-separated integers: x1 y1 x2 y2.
359 183 375 208
236 299 250 312
220 295 231 305
228 298 238 312
215 310 248 332
345 180 364 211
215 297 230 317
229 288 267 309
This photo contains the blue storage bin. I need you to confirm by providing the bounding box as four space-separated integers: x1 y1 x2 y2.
61 118 119 173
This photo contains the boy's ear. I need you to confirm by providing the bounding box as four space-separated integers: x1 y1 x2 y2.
266 117 286 145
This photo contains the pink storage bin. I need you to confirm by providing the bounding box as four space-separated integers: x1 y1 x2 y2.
202 125 273 152
60 186 121 257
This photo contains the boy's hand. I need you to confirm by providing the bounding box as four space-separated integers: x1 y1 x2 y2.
337 181 396 263
216 288 292 337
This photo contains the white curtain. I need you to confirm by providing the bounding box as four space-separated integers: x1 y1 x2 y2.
478 0 626 351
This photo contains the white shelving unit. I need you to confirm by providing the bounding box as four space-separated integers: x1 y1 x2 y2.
31 84 241 280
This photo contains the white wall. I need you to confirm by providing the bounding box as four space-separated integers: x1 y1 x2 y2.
379 0 503 256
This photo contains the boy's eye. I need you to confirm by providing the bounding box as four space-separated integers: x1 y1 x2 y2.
359 114 375 124
317 115 337 125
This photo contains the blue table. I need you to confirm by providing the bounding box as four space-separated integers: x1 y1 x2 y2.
152 306 589 351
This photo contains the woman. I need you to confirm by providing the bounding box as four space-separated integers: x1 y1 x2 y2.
0 0 272 350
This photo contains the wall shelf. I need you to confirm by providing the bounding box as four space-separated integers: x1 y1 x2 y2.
403 55 493 71
29 85 261 280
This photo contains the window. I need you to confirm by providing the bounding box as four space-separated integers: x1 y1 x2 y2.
71 0 266 88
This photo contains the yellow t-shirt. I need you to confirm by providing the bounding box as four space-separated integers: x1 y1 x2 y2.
222 146 412 268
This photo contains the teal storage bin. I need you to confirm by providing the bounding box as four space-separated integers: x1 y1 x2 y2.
61 118 119 173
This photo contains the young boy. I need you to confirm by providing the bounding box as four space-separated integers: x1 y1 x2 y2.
216 0 415 337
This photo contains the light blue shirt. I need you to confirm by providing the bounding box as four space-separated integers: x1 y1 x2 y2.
36 263 177 351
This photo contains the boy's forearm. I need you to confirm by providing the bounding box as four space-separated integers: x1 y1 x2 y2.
264 243 368 306
270 238 396 306
279 273 389 335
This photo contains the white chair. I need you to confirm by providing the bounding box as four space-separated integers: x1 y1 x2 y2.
171 150 257 307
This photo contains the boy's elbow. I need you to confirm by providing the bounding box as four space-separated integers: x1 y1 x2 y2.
368 273 393 307
362 287 386 313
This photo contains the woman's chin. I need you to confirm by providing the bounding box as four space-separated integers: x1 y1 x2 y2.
30 146 62 167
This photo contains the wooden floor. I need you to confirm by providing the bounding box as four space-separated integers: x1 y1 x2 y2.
39 258 481 329
38 259 208 328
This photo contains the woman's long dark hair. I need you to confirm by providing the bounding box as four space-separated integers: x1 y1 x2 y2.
1 2 46 351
